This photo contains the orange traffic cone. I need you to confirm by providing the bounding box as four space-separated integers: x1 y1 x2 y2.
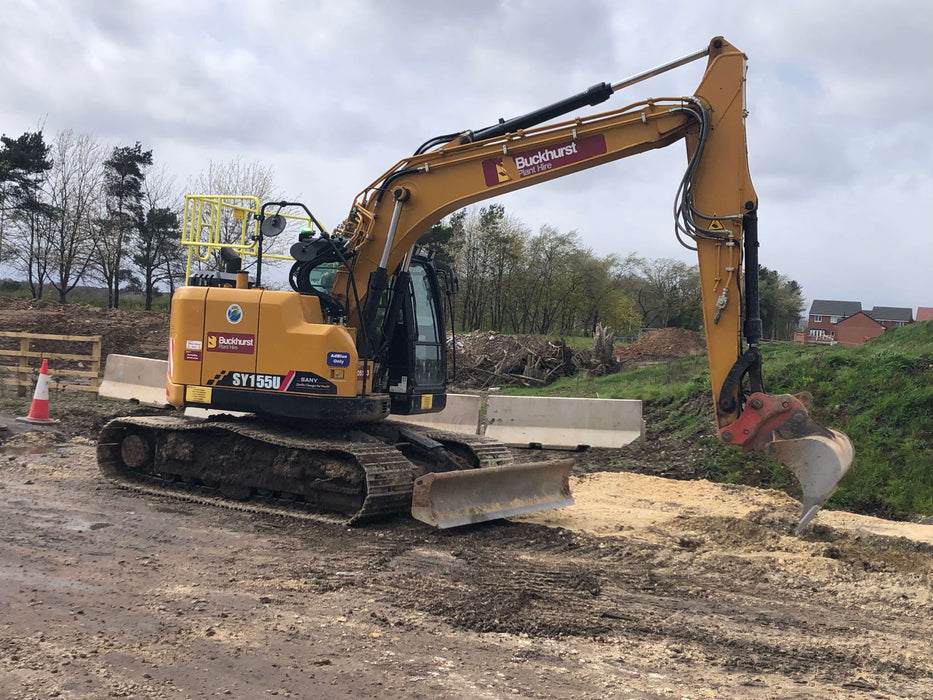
17 359 60 425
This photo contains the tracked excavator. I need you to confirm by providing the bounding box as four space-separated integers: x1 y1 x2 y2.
98 37 852 533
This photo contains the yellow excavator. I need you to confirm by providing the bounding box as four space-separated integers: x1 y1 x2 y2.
98 37 852 533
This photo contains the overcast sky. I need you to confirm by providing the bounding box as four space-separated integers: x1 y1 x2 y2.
2 0 931 312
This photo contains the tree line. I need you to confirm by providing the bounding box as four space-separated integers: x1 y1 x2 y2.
0 130 182 308
0 128 277 309
1 128 804 338
424 204 805 340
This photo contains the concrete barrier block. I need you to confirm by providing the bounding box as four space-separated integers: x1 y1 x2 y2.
486 395 643 449
394 393 481 435
98 354 169 407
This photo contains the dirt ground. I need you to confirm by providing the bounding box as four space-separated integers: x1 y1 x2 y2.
0 296 170 362
613 328 706 362
1 416 932 699
2 299 933 698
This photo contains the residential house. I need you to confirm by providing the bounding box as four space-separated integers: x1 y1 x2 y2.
835 312 885 348
867 306 914 329
806 300 861 341
916 307 933 322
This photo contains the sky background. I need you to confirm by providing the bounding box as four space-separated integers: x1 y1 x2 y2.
1 0 931 313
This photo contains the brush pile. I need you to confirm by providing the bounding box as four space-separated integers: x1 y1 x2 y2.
450 327 707 388
450 331 577 388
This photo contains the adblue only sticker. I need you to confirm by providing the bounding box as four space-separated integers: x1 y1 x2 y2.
327 351 351 367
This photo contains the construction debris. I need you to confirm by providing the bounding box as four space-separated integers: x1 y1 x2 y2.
450 327 707 388
449 331 576 388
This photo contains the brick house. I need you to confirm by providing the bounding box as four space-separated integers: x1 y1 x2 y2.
867 306 914 329
914 307 933 322
806 300 862 341
835 312 885 347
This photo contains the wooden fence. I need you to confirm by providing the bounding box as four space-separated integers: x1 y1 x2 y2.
0 331 102 395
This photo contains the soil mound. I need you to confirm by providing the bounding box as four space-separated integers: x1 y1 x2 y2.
0 296 170 361
613 327 706 361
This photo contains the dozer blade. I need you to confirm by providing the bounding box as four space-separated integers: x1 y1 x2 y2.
411 459 574 529
764 429 854 535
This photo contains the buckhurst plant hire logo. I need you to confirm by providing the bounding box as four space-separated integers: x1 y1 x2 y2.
206 332 255 354
482 134 608 187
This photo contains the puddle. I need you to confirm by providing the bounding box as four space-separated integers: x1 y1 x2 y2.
13 509 114 533
0 562 102 591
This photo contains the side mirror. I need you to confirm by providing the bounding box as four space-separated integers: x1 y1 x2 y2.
260 214 287 238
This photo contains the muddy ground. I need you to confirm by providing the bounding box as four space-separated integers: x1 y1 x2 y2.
2 299 933 698
2 409 933 699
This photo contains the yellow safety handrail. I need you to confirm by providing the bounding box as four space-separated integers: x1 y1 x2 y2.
181 195 310 283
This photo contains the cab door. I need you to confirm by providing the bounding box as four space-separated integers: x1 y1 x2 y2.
386 255 448 415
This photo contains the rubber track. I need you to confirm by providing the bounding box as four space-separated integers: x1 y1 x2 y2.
98 416 416 524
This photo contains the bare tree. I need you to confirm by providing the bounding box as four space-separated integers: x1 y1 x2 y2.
191 157 278 200
623 257 702 330
188 157 282 273
44 130 104 303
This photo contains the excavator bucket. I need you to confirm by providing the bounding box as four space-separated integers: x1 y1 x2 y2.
764 429 854 535
722 393 854 534
411 459 574 528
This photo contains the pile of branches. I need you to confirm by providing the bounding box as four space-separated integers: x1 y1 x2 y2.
449 328 616 388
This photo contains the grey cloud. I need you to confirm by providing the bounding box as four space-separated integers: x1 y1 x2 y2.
0 0 928 309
